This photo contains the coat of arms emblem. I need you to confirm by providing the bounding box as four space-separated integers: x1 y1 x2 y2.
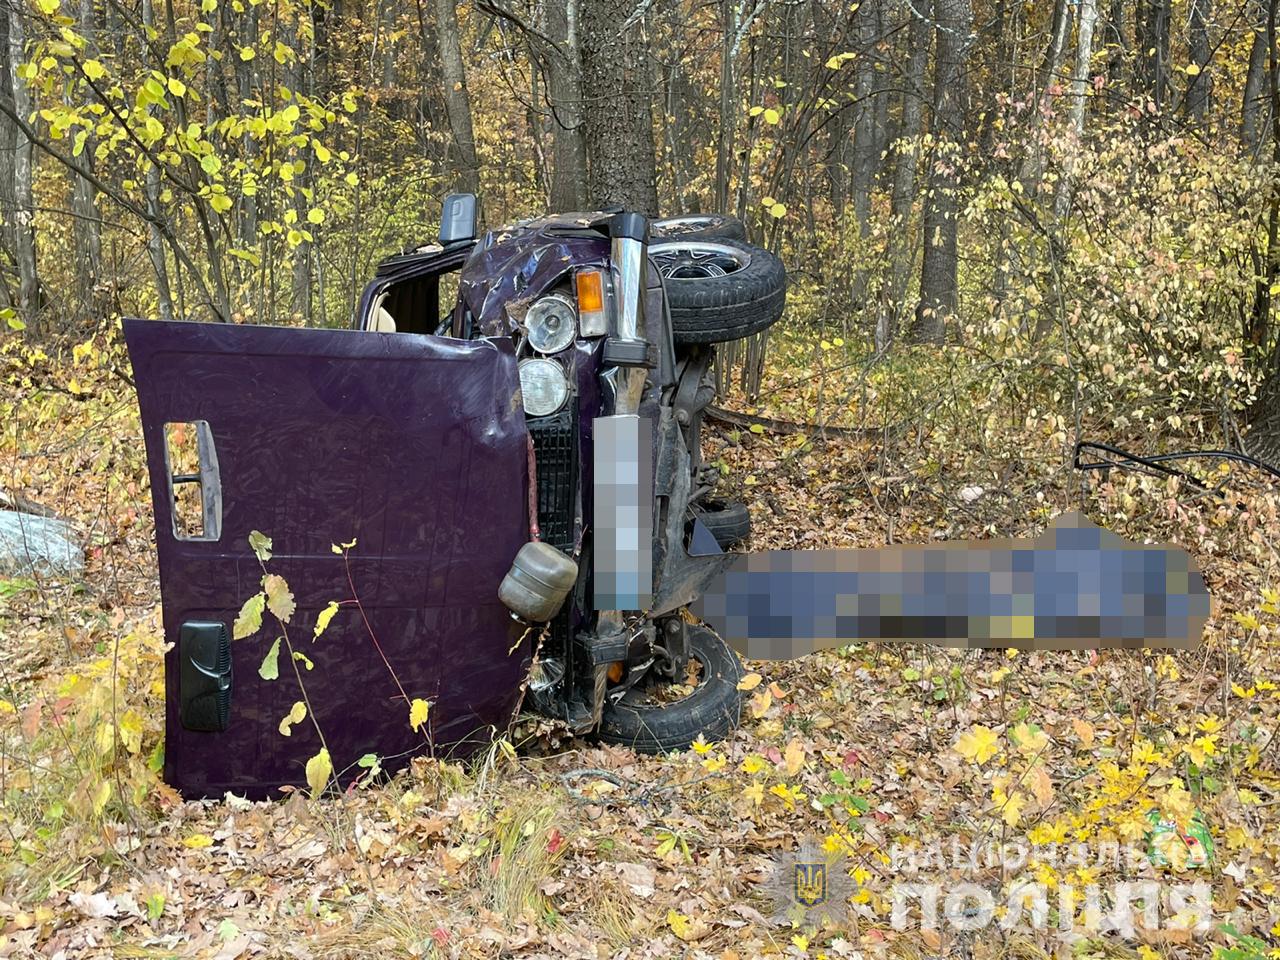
764 836 852 929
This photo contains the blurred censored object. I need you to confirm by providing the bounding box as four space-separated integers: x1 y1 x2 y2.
0 509 84 576
692 512 1210 660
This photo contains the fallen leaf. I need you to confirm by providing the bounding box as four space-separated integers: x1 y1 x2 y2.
1071 717 1095 747
784 737 806 776
616 862 655 898
69 891 119 919
956 725 1000 765
1028 765 1054 806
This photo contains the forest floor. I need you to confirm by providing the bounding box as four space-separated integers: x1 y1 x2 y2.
2 327 1279 960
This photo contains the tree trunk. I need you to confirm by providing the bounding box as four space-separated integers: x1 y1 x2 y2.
1243 1 1268 153
4 3 38 329
1136 0 1170 109
1186 0 1212 122
434 0 480 194
1019 0 1073 197
0 1 18 294
714 0 737 215
141 0 174 321
849 0 882 233
579 0 659 214
70 0 103 324
547 0 588 210
1245 0 1280 463
1107 0 1128 88
883 0 932 349
236 4 259 252
290 11 313 320
909 0 972 345
1054 0 1099 223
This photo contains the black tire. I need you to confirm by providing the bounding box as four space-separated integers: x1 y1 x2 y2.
651 213 748 243
598 626 743 754
653 238 787 345
695 498 751 549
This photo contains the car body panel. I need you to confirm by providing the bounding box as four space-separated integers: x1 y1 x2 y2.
124 319 532 798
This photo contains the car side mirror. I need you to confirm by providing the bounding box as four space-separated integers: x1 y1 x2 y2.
439 193 477 246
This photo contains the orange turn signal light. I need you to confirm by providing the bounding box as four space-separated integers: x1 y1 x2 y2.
576 268 610 336
576 269 605 313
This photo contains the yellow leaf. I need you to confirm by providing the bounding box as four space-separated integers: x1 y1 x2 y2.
233 592 265 639
239 46 255 60
769 202 786 219
749 690 773 718
82 59 105 81
666 909 694 940
0 699 14 714
183 833 214 848
763 108 780 124
690 735 714 754
278 700 306 736
262 573 295 622
1071 717 1095 747
784 737 806 776
736 672 763 691
1184 63 1201 76
1010 722 1048 753
742 781 764 805
997 790 1025 825
118 709 144 753
209 193 233 214
956 724 1000 765
35 0 59 15
167 77 186 96
305 747 332 797
1028 765 1054 806
306 208 324 224
409 697 430 732
314 600 339 638
92 779 111 815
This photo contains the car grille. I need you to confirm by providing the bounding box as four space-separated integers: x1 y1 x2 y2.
527 407 577 554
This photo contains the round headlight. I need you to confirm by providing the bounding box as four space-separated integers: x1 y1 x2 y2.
519 358 569 417
525 294 577 354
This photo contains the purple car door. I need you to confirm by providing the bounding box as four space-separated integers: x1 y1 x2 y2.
124 319 532 798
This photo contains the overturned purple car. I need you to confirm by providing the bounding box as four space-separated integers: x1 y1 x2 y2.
125 198 786 798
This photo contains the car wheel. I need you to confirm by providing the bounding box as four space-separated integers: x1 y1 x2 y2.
598 625 743 754
652 238 787 346
650 213 748 243
695 498 751 549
